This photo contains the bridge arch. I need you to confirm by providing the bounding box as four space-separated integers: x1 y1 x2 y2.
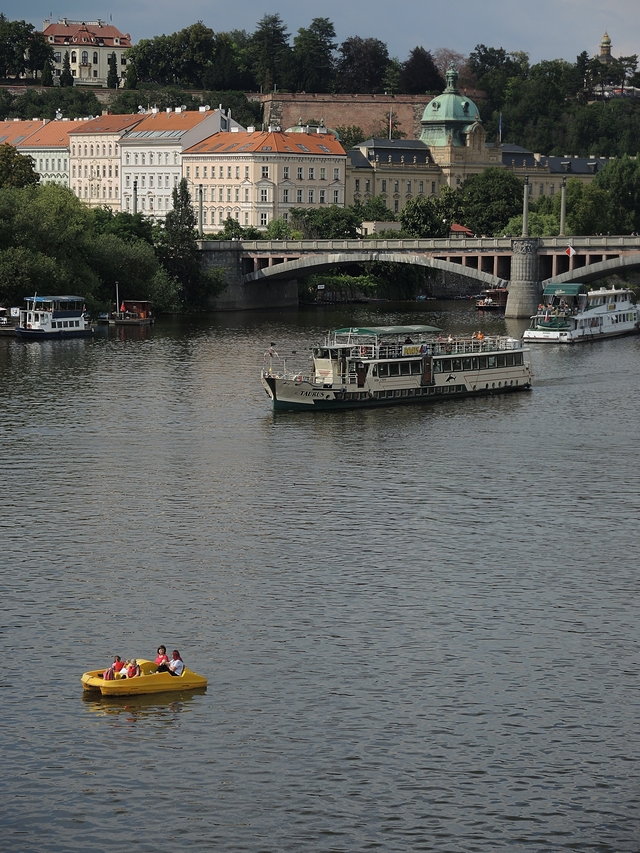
547 252 640 285
242 252 504 289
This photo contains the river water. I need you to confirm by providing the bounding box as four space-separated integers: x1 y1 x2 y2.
1 301 639 853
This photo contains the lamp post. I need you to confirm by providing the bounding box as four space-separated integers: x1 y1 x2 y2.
198 183 203 237
559 176 567 237
521 175 529 237
133 179 138 215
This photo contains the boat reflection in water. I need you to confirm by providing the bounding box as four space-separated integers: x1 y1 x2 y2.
82 686 207 721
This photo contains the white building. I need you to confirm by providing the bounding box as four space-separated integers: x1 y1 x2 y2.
17 118 89 186
43 19 132 87
119 108 244 220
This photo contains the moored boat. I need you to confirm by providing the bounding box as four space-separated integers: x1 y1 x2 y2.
81 659 207 696
476 287 508 311
15 295 93 340
261 325 533 412
0 306 17 336
108 300 154 326
523 283 639 343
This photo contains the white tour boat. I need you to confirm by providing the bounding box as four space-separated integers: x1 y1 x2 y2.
15 295 93 340
261 325 533 412
523 283 639 343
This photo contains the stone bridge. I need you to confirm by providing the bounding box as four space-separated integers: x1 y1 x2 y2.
199 235 640 316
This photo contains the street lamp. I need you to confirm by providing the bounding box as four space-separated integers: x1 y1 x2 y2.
522 175 529 237
559 176 567 237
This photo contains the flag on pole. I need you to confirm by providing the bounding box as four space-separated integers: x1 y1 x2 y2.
565 246 576 257
498 112 502 143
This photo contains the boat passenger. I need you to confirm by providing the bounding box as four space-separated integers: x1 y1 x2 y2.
126 659 141 678
155 646 169 666
157 649 185 677
113 655 125 673
477 330 484 340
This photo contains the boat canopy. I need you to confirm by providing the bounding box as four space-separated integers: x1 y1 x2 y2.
23 295 85 303
333 325 442 336
542 284 587 296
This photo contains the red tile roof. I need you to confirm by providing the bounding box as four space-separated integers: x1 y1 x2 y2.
69 114 145 135
0 120 45 147
122 110 215 136
184 130 346 156
17 120 88 149
43 21 131 48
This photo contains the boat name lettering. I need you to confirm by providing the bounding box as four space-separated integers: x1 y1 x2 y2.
402 344 428 356
301 391 329 398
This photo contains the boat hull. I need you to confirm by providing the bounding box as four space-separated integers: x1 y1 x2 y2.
15 328 93 340
523 325 638 344
81 660 207 695
263 375 531 412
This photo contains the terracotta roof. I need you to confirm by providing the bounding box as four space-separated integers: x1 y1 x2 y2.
121 111 215 138
184 130 346 156
43 21 131 48
0 120 45 147
17 120 88 149
69 114 145 135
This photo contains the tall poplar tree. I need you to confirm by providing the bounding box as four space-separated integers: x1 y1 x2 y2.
107 52 119 89
292 18 336 92
60 50 73 87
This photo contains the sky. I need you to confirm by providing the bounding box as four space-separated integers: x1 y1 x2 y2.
15 0 640 66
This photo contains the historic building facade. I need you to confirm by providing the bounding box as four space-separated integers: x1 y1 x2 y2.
17 118 88 186
182 129 346 232
118 108 243 220
42 19 132 87
69 115 145 210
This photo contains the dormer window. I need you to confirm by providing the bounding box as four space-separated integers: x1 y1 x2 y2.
462 101 469 112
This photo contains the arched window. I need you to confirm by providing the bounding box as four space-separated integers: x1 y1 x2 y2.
108 144 112 156
90 145 93 157
84 144 87 156
93 52 98 64
71 145 75 156
71 51 76 63
149 152 153 165
135 153 138 165
141 153 145 165
125 153 130 165
102 144 106 156
81 51 88 64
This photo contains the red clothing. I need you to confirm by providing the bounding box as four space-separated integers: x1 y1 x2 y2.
113 660 125 672
127 664 139 678
155 654 169 665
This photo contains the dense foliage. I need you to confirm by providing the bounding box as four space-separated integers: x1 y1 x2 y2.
0 182 224 312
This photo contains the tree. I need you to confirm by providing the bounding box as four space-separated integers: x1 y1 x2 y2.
124 61 138 90
107 52 119 89
400 196 448 237
60 50 73 87
41 60 53 87
460 168 523 236
334 125 365 150
354 195 395 221
0 144 38 188
593 154 640 233
433 48 477 89
292 18 336 92
247 14 292 91
398 47 444 94
202 32 251 91
172 22 216 87
289 206 361 238
335 37 389 93
265 217 293 239
0 17 36 78
565 179 612 235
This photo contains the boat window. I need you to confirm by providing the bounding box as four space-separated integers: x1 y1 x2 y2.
478 356 487 370
462 358 472 370
389 363 400 376
505 353 514 366
411 361 421 374
330 349 338 359
497 354 505 367
514 353 523 365
442 359 452 373
400 362 411 376
452 358 462 371
487 356 496 368
471 357 479 370
378 363 389 377
433 359 442 373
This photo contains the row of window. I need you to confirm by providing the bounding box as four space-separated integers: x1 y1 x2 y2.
38 158 68 172
185 164 342 181
73 185 119 199
72 144 119 157
54 51 127 66
124 152 179 166
72 164 119 178
125 174 177 189
355 179 439 194
433 353 524 372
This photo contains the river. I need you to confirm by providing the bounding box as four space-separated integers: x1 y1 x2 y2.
1 301 639 852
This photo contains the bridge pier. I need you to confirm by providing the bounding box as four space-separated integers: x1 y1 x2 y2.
505 238 541 319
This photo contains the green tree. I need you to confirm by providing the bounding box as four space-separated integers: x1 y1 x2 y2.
398 47 444 94
26 29 53 79
335 37 389 93
289 206 361 238
334 125 365 150
124 61 138 89
172 22 216 87
353 195 395 221
248 14 292 91
92 207 155 245
60 50 73 87
460 168 523 235
399 196 448 237
292 18 336 92
40 60 53 87
202 32 251 90
0 17 36 78
107 52 119 89
0 144 38 187
565 179 612 235
265 217 293 239
593 154 640 233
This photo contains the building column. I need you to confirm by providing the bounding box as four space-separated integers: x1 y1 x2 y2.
505 238 541 318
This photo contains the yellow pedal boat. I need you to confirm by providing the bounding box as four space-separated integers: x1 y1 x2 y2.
81 659 207 696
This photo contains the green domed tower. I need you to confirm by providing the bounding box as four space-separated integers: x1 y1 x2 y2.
419 63 482 147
